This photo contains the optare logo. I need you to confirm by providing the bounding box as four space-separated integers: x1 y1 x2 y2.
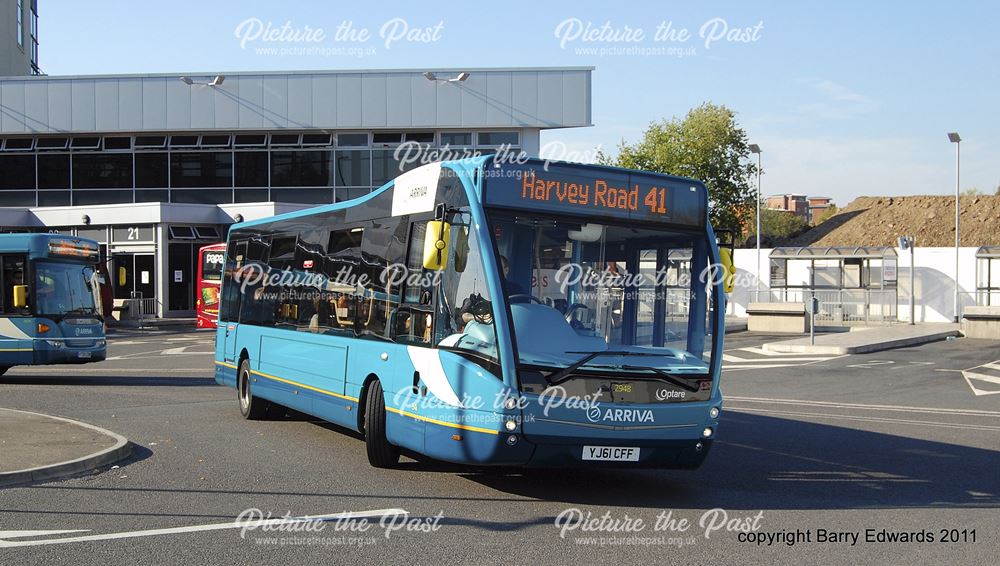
655 388 686 401
303 259 315 269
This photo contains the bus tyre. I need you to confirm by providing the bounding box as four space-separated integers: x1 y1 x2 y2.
238 359 268 420
364 380 400 468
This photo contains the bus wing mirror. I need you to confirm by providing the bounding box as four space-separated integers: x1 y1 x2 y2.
719 248 736 294
13 285 28 308
423 220 451 271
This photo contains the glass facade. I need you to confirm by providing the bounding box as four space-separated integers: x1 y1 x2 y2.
0 131 520 207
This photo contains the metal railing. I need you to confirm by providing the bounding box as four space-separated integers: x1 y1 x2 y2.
123 294 158 328
751 288 898 323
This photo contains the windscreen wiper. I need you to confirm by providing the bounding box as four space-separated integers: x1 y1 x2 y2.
546 350 660 385
620 365 702 393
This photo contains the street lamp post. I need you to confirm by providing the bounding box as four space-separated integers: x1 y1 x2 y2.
750 144 762 297
948 132 961 322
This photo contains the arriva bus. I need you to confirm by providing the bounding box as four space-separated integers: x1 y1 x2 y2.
196 243 225 329
0 234 107 376
214 157 733 469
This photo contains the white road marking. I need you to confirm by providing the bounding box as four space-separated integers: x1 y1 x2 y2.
0 529 89 539
729 406 1000 432
0 508 408 548
725 396 1000 417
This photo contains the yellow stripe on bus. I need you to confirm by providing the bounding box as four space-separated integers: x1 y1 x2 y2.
250 369 360 403
0 348 33 352
228 363 499 436
214 360 238 369
385 406 500 436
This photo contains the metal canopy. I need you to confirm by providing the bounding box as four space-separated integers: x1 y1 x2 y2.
769 246 897 260
976 246 1000 258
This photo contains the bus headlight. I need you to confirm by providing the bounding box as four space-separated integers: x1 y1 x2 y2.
504 419 518 432
702 427 714 438
503 397 518 410
709 407 720 419
44 340 65 349
506 435 518 446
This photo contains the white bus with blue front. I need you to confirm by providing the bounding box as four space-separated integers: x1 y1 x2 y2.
214 156 727 469
0 234 107 375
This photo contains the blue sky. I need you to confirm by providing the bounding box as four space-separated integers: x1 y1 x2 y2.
39 0 999 206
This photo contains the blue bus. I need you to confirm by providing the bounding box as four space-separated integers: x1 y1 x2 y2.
0 234 107 375
215 157 730 469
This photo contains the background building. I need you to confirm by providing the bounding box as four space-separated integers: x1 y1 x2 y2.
0 67 593 318
1 0 37 76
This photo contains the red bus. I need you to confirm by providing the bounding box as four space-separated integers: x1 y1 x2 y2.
196 243 225 329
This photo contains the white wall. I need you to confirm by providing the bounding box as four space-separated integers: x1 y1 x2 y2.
728 247 980 323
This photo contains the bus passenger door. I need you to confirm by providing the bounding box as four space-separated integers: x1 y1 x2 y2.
222 241 247 364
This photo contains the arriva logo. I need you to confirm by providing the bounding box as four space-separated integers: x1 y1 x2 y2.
586 405 655 424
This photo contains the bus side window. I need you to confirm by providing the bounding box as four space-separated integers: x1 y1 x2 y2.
391 221 433 345
2 255 27 314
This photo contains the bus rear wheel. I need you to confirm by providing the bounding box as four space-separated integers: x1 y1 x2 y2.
364 380 400 468
238 359 269 420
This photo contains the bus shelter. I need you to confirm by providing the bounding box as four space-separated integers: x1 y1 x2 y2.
763 246 898 323
975 246 1000 306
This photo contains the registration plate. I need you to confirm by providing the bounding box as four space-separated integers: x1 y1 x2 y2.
77 351 92 359
582 445 640 462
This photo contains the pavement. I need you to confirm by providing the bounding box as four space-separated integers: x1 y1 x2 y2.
0 408 132 487
762 322 962 354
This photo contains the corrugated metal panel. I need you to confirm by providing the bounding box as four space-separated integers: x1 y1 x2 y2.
94 79 120 131
286 75 312 128
361 73 387 128
70 80 96 131
118 79 143 131
385 74 411 127
1 81 26 132
311 75 337 126
510 73 538 125
23 81 47 132
164 78 191 129
535 71 564 126
235 75 264 129
190 81 215 127
409 74 436 125
436 80 462 127
261 76 288 128
460 74 488 126
336 74 362 128
47 80 72 131
0 68 592 133
214 83 238 129
485 72 513 126
141 78 167 130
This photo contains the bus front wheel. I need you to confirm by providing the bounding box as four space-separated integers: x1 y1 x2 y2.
238 359 269 420
364 380 400 468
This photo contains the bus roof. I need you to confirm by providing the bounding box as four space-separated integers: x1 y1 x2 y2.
0 233 101 261
227 156 708 233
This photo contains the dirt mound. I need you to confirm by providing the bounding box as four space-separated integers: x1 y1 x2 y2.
788 195 1000 247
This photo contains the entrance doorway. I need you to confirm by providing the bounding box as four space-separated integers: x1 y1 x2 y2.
112 253 155 301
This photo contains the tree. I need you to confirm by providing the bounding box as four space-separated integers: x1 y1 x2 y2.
813 204 839 225
746 209 809 243
597 103 758 233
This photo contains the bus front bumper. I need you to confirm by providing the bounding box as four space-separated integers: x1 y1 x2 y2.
33 339 107 365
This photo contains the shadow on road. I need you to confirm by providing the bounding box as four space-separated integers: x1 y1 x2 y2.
0 375 218 387
461 410 1000 511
